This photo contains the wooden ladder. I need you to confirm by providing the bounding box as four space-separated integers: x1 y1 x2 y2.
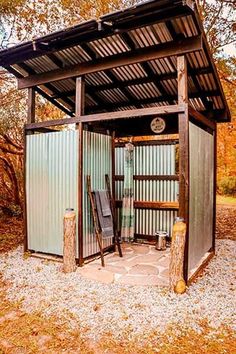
86 175 105 267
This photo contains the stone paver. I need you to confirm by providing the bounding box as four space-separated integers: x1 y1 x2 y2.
134 253 165 263
78 243 170 286
128 264 159 275
100 264 127 274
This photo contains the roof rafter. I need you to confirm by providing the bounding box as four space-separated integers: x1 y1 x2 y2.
18 35 203 89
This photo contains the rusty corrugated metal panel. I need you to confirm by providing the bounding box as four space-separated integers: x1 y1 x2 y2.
188 121 214 276
83 131 113 258
26 130 78 256
115 143 178 238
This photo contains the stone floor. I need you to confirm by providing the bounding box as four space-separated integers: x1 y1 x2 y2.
77 243 170 286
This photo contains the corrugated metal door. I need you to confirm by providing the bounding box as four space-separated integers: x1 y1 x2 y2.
26 130 78 256
188 122 214 275
115 143 179 238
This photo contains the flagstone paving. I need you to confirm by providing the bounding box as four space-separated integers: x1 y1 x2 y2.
80 243 170 286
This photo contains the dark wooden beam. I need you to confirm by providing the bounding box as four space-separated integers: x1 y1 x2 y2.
25 104 184 130
177 55 189 282
6 65 74 116
18 35 202 89
115 175 179 181
116 200 179 210
86 89 220 114
18 62 75 110
80 105 183 122
188 105 216 130
52 66 212 99
76 77 85 266
27 88 35 124
119 32 172 105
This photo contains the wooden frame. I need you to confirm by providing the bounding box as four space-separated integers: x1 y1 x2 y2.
177 56 190 282
24 105 184 130
75 77 85 266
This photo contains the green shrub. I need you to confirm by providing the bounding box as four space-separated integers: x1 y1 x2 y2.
218 176 236 196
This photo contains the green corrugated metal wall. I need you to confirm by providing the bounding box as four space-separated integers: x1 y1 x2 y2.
26 130 112 258
26 130 78 256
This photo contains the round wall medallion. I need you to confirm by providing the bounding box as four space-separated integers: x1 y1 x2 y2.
150 117 166 134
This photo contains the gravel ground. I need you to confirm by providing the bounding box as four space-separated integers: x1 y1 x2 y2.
0 240 235 342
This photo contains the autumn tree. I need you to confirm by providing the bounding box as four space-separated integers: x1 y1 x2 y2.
197 0 236 194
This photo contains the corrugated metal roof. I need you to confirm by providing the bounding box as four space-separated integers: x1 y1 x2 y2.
0 0 230 121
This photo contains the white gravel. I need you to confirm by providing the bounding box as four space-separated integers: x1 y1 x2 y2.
0 239 235 341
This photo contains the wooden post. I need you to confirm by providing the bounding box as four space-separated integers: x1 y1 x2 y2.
177 55 189 282
24 88 36 252
63 209 76 273
27 88 36 124
169 219 187 292
76 77 85 266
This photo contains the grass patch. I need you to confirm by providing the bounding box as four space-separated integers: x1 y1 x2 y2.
216 195 236 206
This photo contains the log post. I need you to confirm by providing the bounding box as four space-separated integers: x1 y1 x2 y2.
169 218 187 292
63 208 76 273
177 55 189 282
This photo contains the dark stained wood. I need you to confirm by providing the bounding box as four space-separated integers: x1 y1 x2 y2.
87 90 220 114
105 174 123 258
76 77 85 266
116 200 179 210
87 175 105 267
188 105 216 130
52 66 212 99
18 35 202 89
81 105 183 122
25 105 184 130
27 88 36 124
177 55 189 282
111 131 116 220
6 65 74 116
115 175 179 181
115 134 179 144
115 140 179 147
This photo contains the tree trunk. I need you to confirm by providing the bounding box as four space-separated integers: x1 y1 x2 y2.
63 209 76 273
169 220 186 291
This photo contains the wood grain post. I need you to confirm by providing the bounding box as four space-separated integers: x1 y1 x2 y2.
169 219 187 291
76 77 85 266
177 55 189 282
27 88 36 124
63 209 76 273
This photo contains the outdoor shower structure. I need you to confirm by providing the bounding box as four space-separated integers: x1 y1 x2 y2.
0 0 230 283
